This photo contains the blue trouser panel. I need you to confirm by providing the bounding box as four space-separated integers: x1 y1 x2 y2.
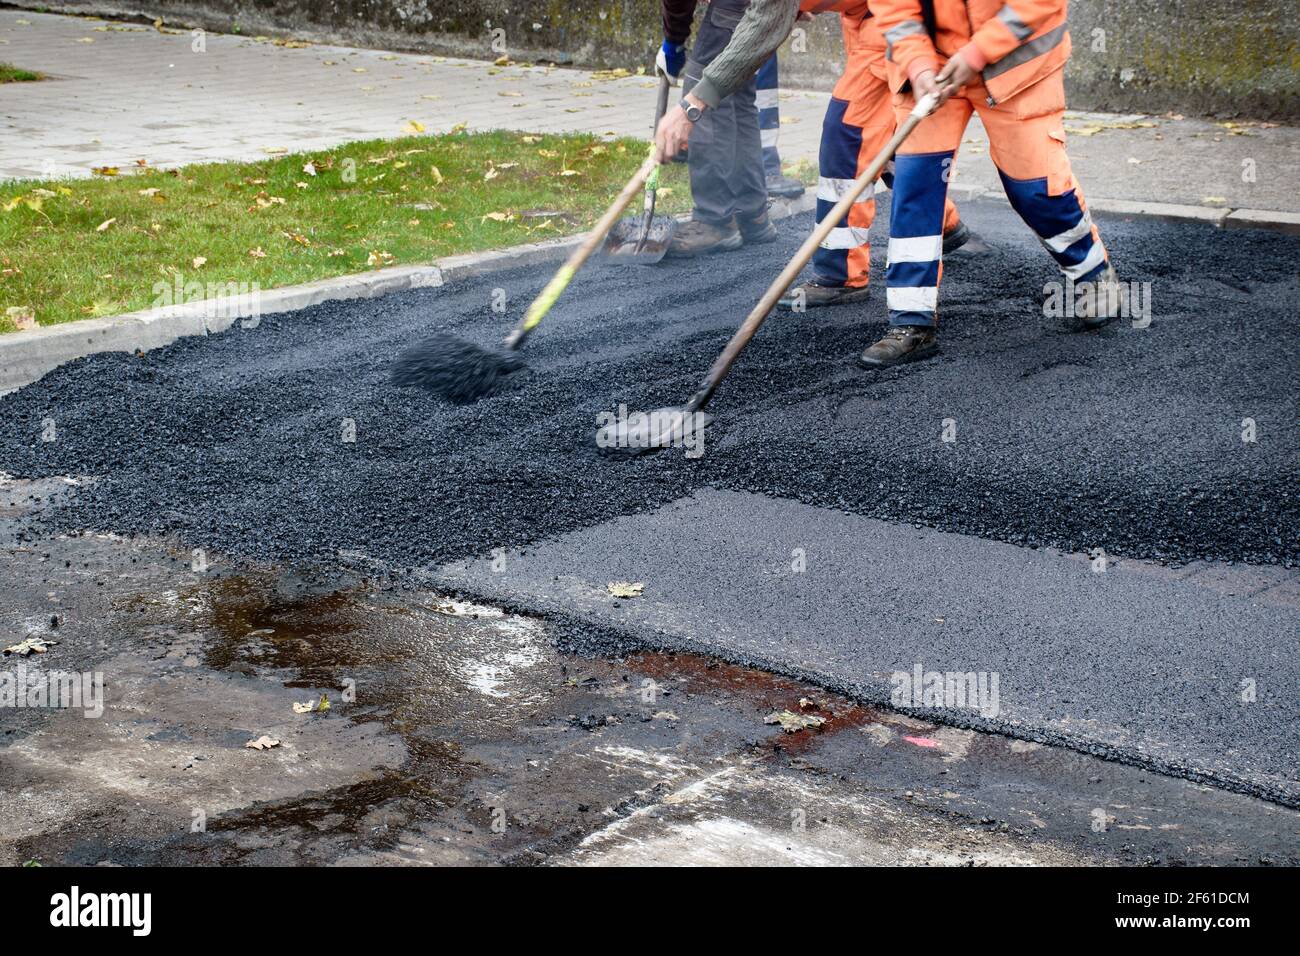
811 97 862 287
885 151 951 327
998 169 1109 282
756 54 782 177
682 0 767 227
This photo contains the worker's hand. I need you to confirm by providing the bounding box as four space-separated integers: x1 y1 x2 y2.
912 68 948 107
935 52 977 99
655 93 702 163
656 40 686 86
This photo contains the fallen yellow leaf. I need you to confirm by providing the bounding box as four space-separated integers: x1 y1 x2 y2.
6 306 36 332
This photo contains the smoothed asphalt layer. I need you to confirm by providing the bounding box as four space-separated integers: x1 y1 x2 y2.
0 204 1296 799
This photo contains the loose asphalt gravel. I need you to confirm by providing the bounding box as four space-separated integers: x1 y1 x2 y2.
2 203 1293 570
1 203 1296 801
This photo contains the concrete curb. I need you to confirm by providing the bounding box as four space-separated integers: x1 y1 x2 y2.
2 186 1293 395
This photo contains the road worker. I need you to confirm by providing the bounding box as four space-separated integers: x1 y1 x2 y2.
861 0 1121 367
654 0 973 305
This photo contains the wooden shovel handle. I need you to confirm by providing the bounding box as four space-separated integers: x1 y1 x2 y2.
511 152 660 347
686 92 939 411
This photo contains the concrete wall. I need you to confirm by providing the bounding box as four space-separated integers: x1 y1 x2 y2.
17 1 1299 119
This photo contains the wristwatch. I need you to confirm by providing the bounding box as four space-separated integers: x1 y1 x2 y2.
679 98 704 122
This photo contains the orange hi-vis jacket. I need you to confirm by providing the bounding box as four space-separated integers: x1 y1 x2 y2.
872 0 1072 105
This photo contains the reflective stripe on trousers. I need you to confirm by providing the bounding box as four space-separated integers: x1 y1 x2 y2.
756 54 782 177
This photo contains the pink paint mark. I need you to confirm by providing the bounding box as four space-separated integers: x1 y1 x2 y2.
903 736 939 748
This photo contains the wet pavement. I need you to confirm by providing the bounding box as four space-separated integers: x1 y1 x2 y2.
1 201 1297 863
1 481 1295 866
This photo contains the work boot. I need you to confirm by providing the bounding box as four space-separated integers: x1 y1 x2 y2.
766 173 806 199
738 209 777 245
942 220 972 255
1073 263 1122 329
857 326 939 368
778 281 871 310
665 218 743 258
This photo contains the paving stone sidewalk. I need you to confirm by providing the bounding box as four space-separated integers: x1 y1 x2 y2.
2 8 1298 217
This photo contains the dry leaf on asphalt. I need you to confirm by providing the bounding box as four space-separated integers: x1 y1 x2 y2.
765 710 826 733
607 581 644 598
4 637 58 656
402 120 426 134
244 735 281 750
92 166 119 177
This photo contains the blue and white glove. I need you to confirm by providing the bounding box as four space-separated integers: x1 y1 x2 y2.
656 40 686 86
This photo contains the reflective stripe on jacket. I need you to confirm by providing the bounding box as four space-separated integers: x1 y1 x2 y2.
872 0 1070 104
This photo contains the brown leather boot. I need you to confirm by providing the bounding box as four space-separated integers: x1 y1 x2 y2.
665 218 743 258
778 281 871 310
857 326 939 368
738 209 777 244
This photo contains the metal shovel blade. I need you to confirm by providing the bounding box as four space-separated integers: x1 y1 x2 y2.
595 405 711 457
601 215 677 265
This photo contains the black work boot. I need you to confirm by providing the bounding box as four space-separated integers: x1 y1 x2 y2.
766 173 806 199
942 220 972 255
857 326 939 368
665 218 743 258
778 281 871 310
738 209 777 245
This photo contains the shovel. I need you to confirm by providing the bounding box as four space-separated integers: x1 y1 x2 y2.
601 73 678 264
597 92 942 454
